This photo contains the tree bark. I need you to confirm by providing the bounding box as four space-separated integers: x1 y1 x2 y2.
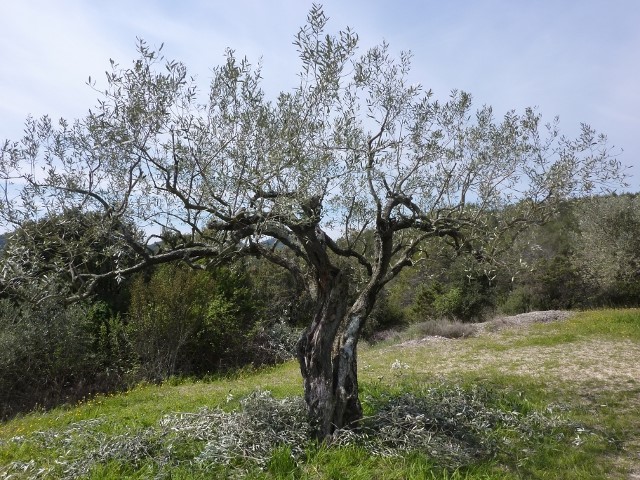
296 268 364 439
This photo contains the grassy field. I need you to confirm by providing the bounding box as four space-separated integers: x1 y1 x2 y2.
1 309 639 479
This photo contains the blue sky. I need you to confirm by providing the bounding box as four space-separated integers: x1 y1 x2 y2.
1 0 638 191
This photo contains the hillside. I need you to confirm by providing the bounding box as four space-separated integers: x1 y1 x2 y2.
1 309 639 479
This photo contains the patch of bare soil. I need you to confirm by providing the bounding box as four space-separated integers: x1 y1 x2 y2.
476 309 576 333
396 310 575 347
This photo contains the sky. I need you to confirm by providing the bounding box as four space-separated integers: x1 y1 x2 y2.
1 0 639 192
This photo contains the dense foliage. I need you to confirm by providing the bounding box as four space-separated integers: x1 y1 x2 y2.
0 298 130 418
0 237 305 419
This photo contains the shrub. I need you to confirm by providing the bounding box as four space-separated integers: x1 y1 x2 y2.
249 319 301 365
498 255 589 314
0 298 131 419
127 264 258 380
403 320 477 340
499 286 533 315
412 282 491 322
433 287 464 319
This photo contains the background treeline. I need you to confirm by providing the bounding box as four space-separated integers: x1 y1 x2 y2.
1 193 639 419
382 192 640 327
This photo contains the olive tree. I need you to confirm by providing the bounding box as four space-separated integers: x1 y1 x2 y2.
0 209 138 304
572 194 640 299
0 7 624 437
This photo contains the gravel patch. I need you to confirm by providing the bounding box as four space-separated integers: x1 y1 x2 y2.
396 310 575 347
476 310 576 333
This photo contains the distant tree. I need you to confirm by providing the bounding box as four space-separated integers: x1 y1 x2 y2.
572 194 640 305
0 209 139 308
0 6 624 437
496 201 586 312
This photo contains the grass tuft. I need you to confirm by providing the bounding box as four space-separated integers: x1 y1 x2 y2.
404 320 477 340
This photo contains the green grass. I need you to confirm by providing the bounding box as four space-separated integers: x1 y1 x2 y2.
0 362 302 438
1 309 639 479
509 309 640 347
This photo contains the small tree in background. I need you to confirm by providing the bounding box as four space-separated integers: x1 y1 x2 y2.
0 209 137 308
0 6 624 437
128 264 256 379
572 194 640 305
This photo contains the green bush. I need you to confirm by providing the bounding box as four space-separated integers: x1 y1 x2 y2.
498 287 532 315
362 290 407 340
127 264 258 380
497 256 589 314
411 281 491 322
0 298 131 419
432 287 463 319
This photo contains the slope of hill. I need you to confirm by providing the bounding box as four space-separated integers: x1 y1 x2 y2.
1 309 638 479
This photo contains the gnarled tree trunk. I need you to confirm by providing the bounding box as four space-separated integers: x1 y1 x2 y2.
296 267 374 439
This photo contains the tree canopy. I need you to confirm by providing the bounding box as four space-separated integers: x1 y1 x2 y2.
0 6 625 437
